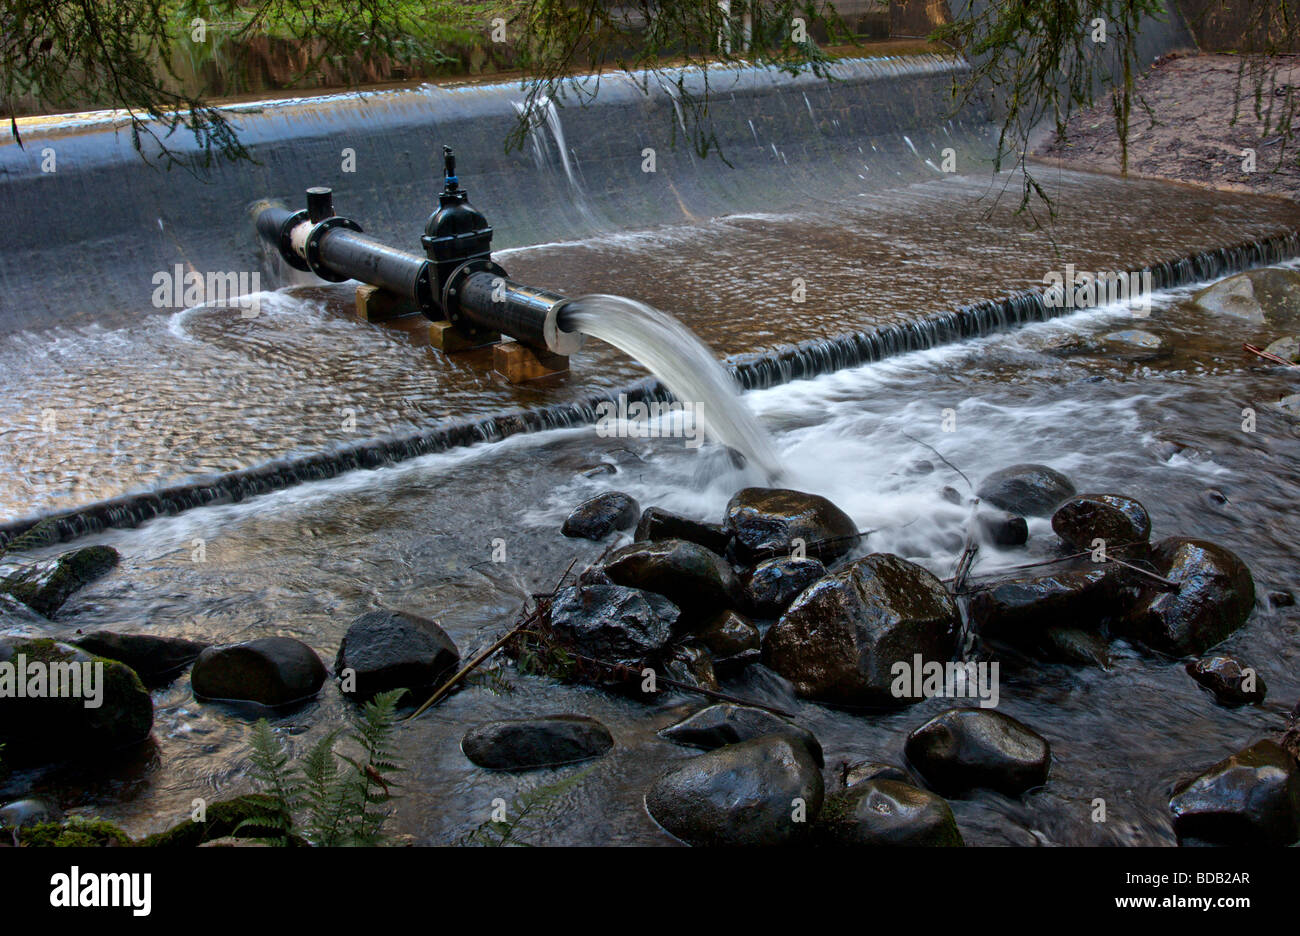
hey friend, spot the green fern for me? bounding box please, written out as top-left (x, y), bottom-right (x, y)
top-left (231, 689), bottom-right (407, 847)
top-left (458, 767), bottom-right (593, 847)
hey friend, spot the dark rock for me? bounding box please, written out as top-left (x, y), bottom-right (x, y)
top-left (191, 636), bottom-right (328, 706)
top-left (547, 584), bottom-right (678, 671)
top-left (603, 539), bottom-right (739, 626)
top-left (724, 488), bottom-right (860, 563)
top-left (1118, 538), bottom-right (1255, 655)
top-left (0, 592), bottom-right (52, 637)
top-left (696, 609), bottom-right (760, 663)
top-left (842, 761), bottom-right (913, 788)
top-left (561, 492), bottom-right (639, 541)
top-left (1051, 493), bottom-right (1151, 551)
top-left (72, 631), bottom-right (208, 688)
top-left (0, 637), bottom-right (153, 764)
top-left (659, 703), bottom-right (823, 767)
top-left (745, 556), bottom-right (827, 618)
top-left (634, 507), bottom-right (731, 554)
top-left (976, 464), bottom-right (1076, 517)
top-left (461, 714), bottom-right (613, 771)
top-left (816, 779), bottom-right (963, 846)
top-left (661, 643), bottom-right (719, 693)
top-left (907, 459), bottom-right (935, 476)
top-left (1170, 740), bottom-right (1300, 846)
top-left (1186, 655), bottom-right (1266, 706)
top-left (1041, 625), bottom-right (1113, 669)
top-left (905, 708), bottom-right (1051, 796)
top-left (1204, 488), bottom-right (1229, 506)
top-left (1269, 590), bottom-right (1295, 608)
top-left (763, 553), bottom-right (961, 707)
top-left (334, 610), bottom-right (459, 702)
top-left (968, 561), bottom-right (1131, 641)
top-left (940, 486), bottom-right (964, 506)
top-left (645, 735), bottom-right (824, 846)
top-left (720, 663), bottom-right (799, 713)
top-left (976, 511), bottom-right (1028, 547)
top-left (1, 545), bottom-right (119, 617)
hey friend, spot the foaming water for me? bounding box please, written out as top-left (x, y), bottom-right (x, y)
top-left (559, 294), bottom-right (784, 481)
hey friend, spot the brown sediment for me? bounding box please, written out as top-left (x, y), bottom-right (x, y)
top-left (1033, 53), bottom-right (1300, 202)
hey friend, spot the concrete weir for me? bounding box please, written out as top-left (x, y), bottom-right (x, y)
top-left (0, 54), bottom-right (980, 330)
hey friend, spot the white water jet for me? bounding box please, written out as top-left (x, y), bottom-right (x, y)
top-left (559, 294), bottom-right (783, 481)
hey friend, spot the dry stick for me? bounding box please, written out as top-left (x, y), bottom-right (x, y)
top-left (1244, 342), bottom-right (1300, 367)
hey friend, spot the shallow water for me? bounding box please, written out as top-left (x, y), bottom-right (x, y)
top-left (1, 169), bottom-right (1297, 519)
top-left (5, 255), bottom-right (1299, 845)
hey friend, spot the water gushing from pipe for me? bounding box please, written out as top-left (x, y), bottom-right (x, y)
top-left (559, 294), bottom-right (783, 481)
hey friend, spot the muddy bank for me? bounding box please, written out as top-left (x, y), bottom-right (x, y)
top-left (1034, 53), bottom-right (1300, 202)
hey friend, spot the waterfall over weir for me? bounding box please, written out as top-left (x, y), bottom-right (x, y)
top-left (559, 295), bottom-right (783, 481)
top-left (2, 227), bottom-right (1298, 549)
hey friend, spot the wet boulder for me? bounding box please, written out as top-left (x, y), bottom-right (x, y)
top-left (547, 584), bottom-right (678, 671)
top-left (1185, 655), bottom-right (1266, 706)
top-left (662, 643), bottom-right (719, 693)
top-left (462, 714), bottom-right (613, 771)
top-left (842, 761), bottom-right (913, 789)
top-left (967, 561), bottom-right (1131, 641)
top-left (1192, 267), bottom-right (1300, 328)
top-left (645, 735), bottom-right (824, 846)
top-left (721, 663), bottom-right (800, 713)
top-left (191, 636), bottom-right (328, 707)
top-left (1170, 740), bottom-right (1300, 846)
top-left (724, 488), bottom-right (859, 564)
top-left (696, 609), bottom-right (760, 665)
top-left (634, 507), bottom-right (730, 555)
top-left (561, 492), bottom-right (639, 541)
top-left (762, 553), bottom-right (961, 707)
top-left (72, 631), bottom-right (209, 688)
top-left (976, 511), bottom-right (1028, 548)
top-left (1264, 335), bottom-right (1300, 363)
top-left (904, 708), bottom-right (1051, 796)
top-left (816, 779), bottom-right (963, 846)
top-left (334, 610), bottom-right (460, 702)
top-left (603, 539), bottom-right (739, 625)
top-left (1, 545), bottom-right (119, 618)
top-left (1051, 493), bottom-right (1151, 551)
top-left (744, 556), bottom-right (827, 618)
top-left (1118, 538), bottom-right (1255, 655)
top-left (1041, 625), bottom-right (1113, 669)
top-left (0, 799), bottom-right (62, 841)
top-left (0, 637), bottom-right (153, 764)
top-left (1099, 329), bottom-right (1173, 361)
top-left (659, 703), bottom-right (823, 767)
top-left (0, 592), bottom-right (52, 638)
top-left (975, 464), bottom-right (1076, 517)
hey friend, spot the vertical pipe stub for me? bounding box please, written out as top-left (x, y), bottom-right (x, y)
top-left (306, 187), bottom-right (335, 223)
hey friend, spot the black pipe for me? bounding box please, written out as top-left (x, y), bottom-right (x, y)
top-left (456, 271), bottom-right (583, 356)
top-left (252, 150), bottom-right (585, 356)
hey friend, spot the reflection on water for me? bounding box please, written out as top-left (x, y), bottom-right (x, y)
top-left (5, 266), bottom-right (1300, 845)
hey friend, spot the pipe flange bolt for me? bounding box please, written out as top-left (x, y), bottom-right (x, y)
top-left (304, 216), bottom-right (363, 283)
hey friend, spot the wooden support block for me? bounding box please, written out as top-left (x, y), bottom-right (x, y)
top-left (377, 313), bottom-right (436, 347)
top-left (428, 320), bottom-right (501, 353)
top-left (493, 340), bottom-right (569, 383)
top-left (355, 284), bottom-right (417, 323)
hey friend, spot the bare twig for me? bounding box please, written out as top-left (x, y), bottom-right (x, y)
top-left (1244, 342), bottom-right (1299, 367)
